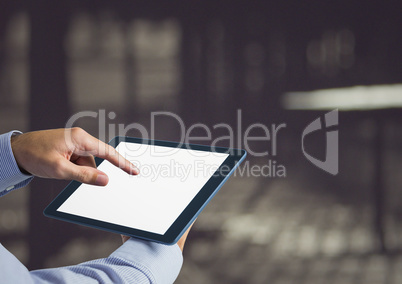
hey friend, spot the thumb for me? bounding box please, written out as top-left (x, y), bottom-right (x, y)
top-left (59, 159), bottom-right (109, 186)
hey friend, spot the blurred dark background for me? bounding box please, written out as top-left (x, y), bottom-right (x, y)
top-left (0, 1), bottom-right (402, 283)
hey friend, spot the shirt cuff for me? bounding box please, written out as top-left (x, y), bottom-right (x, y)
top-left (110, 238), bottom-right (183, 283)
top-left (0, 131), bottom-right (33, 196)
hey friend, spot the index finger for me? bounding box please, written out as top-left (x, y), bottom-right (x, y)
top-left (72, 129), bottom-right (139, 175)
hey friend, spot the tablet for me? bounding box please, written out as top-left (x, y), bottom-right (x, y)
top-left (44, 136), bottom-right (246, 245)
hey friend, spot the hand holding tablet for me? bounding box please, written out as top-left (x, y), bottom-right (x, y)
top-left (45, 136), bottom-right (246, 245)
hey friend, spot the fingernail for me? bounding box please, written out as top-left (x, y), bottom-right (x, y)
top-left (95, 173), bottom-right (109, 185)
top-left (131, 164), bottom-right (139, 175)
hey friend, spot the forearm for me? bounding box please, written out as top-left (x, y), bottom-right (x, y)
top-left (31, 239), bottom-right (183, 284)
top-left (0, 131), bottom-right (33, 196)
top-left (1, 239), bottom-right (183, 284)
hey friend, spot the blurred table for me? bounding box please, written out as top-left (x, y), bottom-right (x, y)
top-left (282, 84), bottom-right (402, 253)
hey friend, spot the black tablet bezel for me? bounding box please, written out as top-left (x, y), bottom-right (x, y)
top-left (44, 136), bottom-right (246, 244)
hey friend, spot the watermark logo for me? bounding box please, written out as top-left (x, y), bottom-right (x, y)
top-left (301, 109), bottom-right (339, 175)
top-left (63, 108), bottom-right (339, 178)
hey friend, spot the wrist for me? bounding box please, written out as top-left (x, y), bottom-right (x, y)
top-left (10, 134), bottom-right (31, 175)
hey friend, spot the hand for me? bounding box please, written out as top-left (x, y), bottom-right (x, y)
top-left (11, 127), bottom-right (139, 186)
top-left (176, 222), bottom-right (193, 252)
top-left (121, 222), bottom-right (194, 252)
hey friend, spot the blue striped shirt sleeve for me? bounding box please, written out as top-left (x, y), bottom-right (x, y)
top-left (1, 238), bottom-right (183, 283)
top-left (0, 131), bottom-right (33, 196)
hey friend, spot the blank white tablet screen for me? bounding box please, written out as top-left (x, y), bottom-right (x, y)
top-left (57, 142), bottom-right (229, 235)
